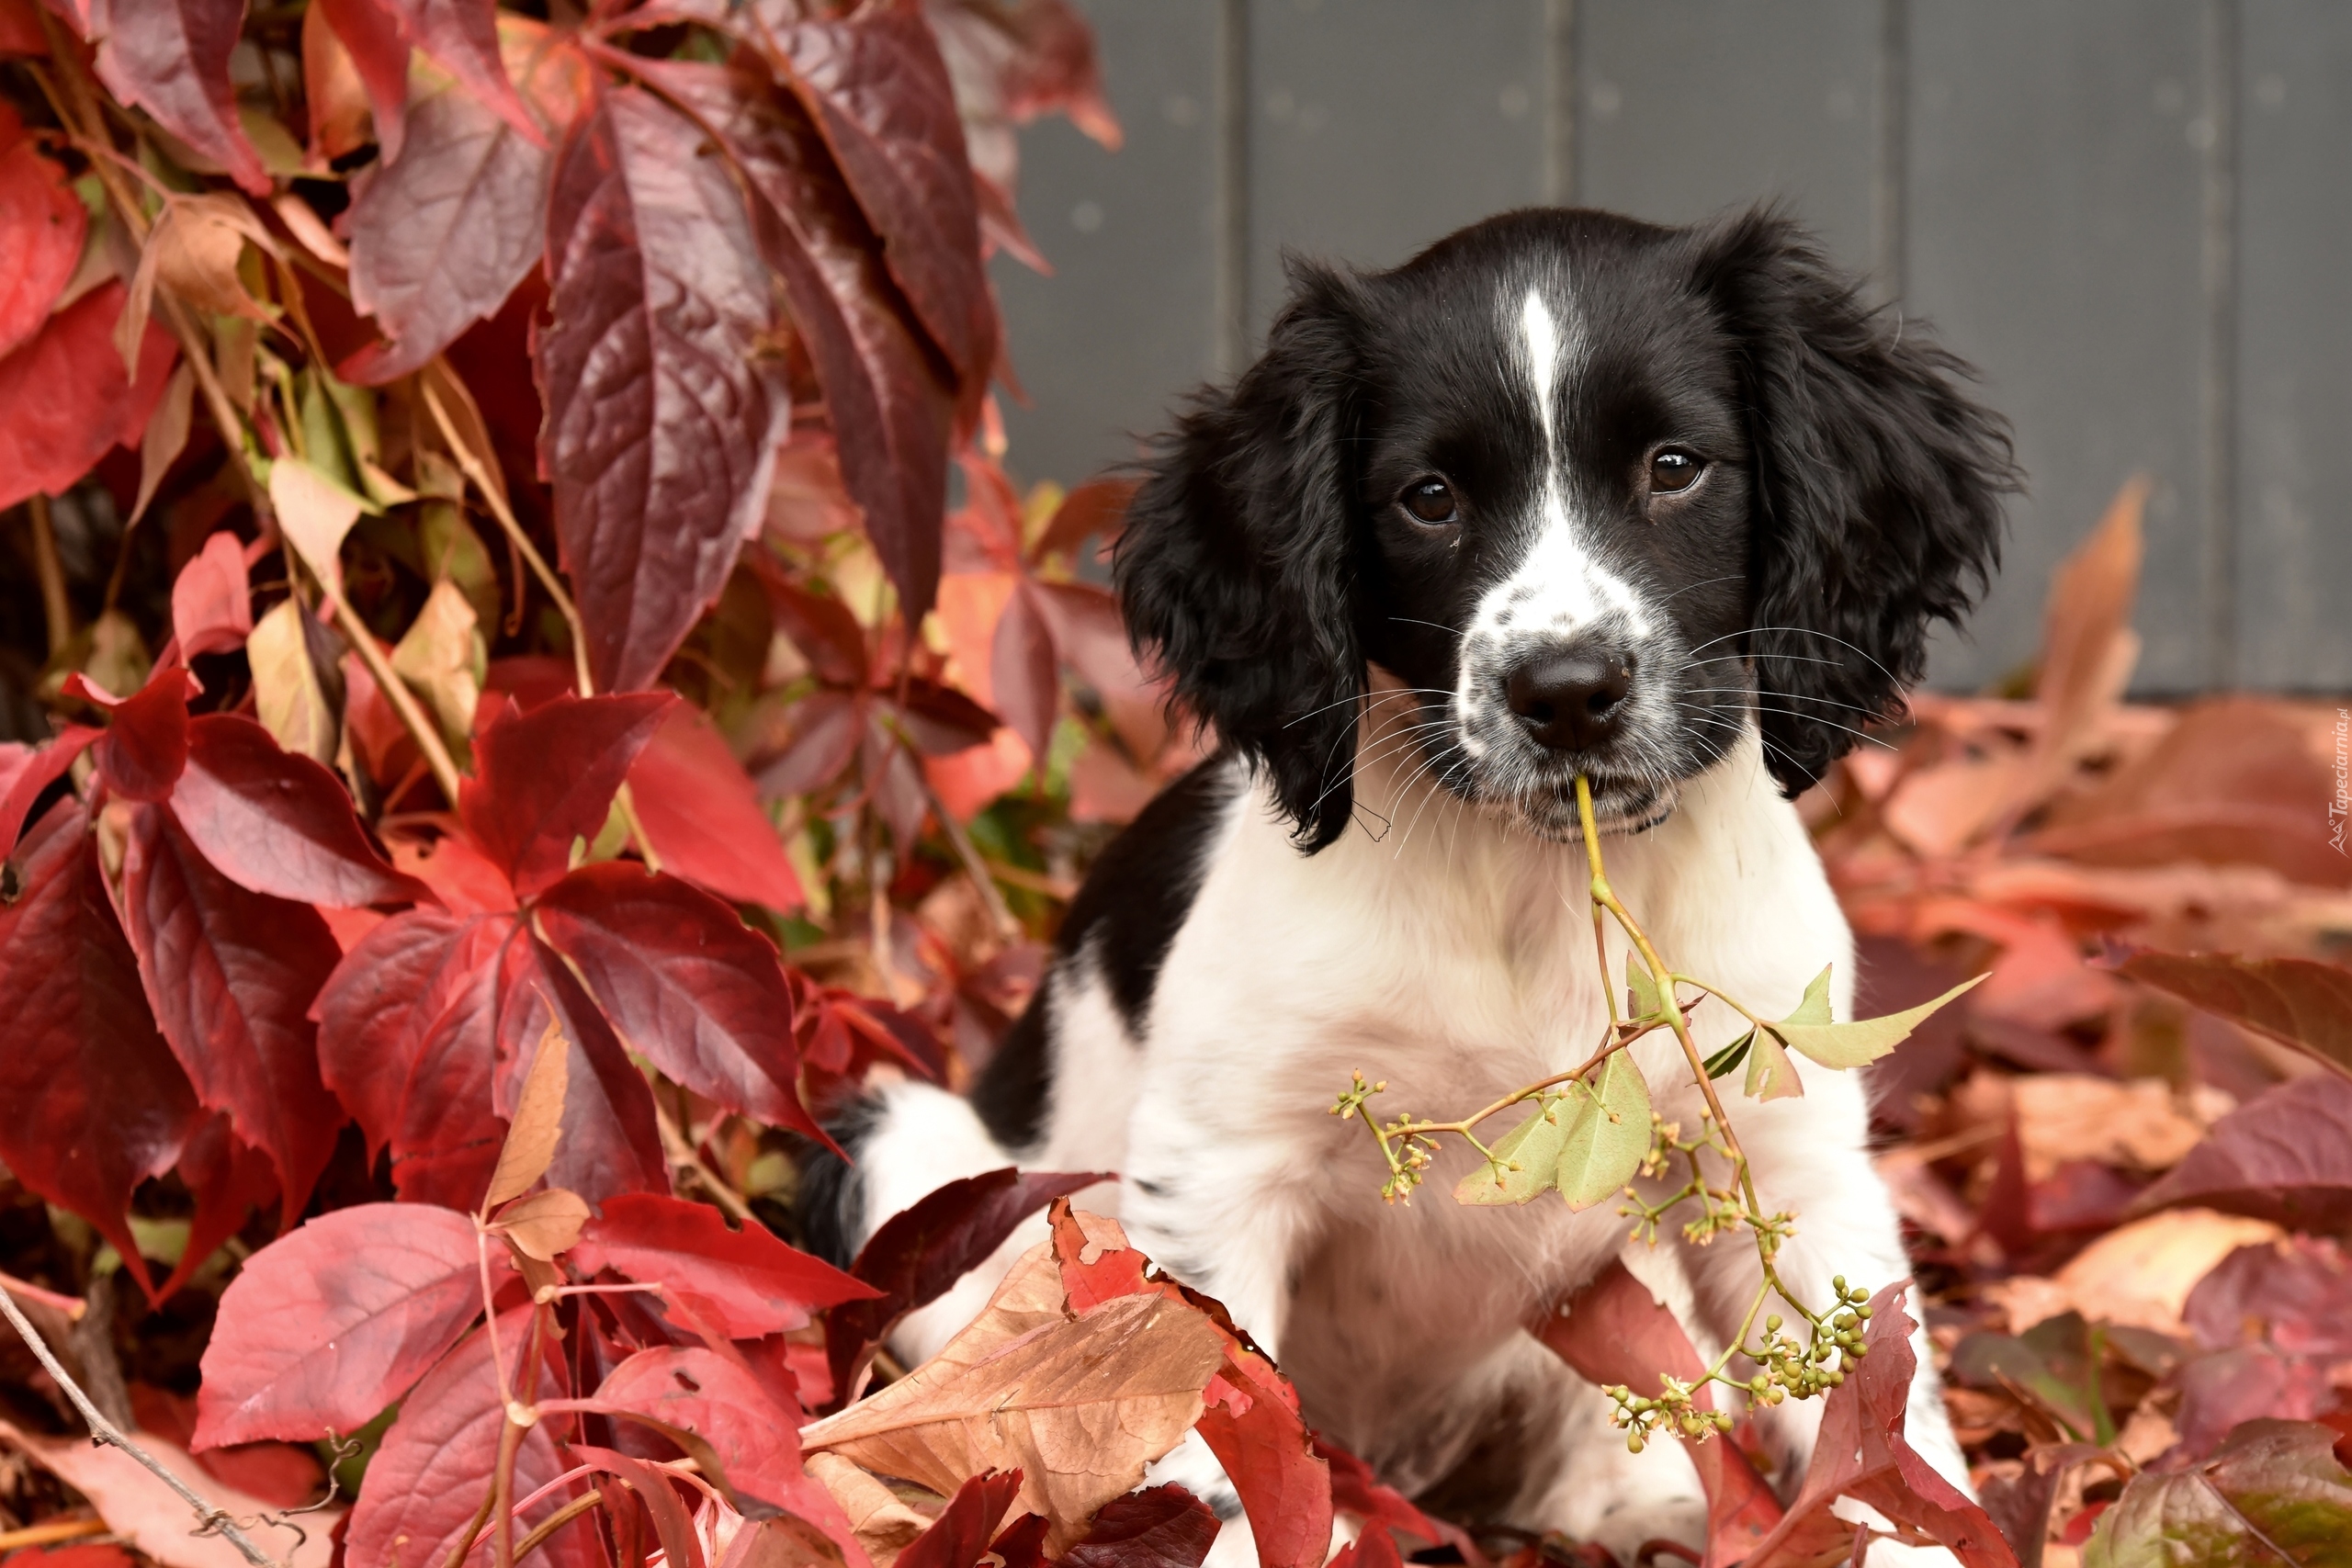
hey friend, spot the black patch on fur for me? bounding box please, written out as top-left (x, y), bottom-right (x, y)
top-left (970, 758), bottom-right (1235, 1150)
top-left (793, 1099), bottom-right (882, 1271)
top-left (1688, 209), bottom-right (2017, 793)
top-left (1118, 269), bottom-right (1372, 852)
top-left (1411, 1383), bottom-right (1544, 1528)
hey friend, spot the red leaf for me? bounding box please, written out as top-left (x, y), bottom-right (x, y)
top-left (539, 82), bottom-right (788, 694)
top-left (1746, 1283), bottom-right (2017, 1568)
top-left (193, 1201), bottom-right (486, 1448)
top-left (567, 1443), bottom-right (706, 1568)
top-left (314, 906), bottom-right (515, 1206)
top-left (1056, 1485), bottom-right (1219, 1568)
top-left (625, 703), bottom-right (804, 911)
top-left (74, 665), bottom-right (195, 802)
top-left (158, 1111), bottom-right (278, 1301)
top-left (761, 7), bottom-right (990, 394)
top-left (340, 41), bottom-right (571, 383)
top-left (0, 1), bottom-right (45, 57)
top-left (824, 1167), bottom-right (1108, 1409)
top-left (896, 1470), bottom-right (1023, 1568)
top-left (0, 280), bottom-right (178, 512)
top-left (760, 576), bottom-right (871, 690)
top-left (589, 1345), bottom-right (859, 1540)
top-left (1030, 475), bottom-right (1136, 565)
top-left (2119, 951), bottom-right (2352, 1078)
top-left (131, 1383), bottom-right (325, 1508)
top-left (2135, 1074), bottom-right (2352, 1233)
top-left (345, 1310), bottom-right (599, 1568)
top-left (119, 803), bottom-right (346, 1216)
top-left (377, 0), bottom-right (540, 145)
top-left (1045, 1203), bottom-right (1330, 1568)
top-left (314, 0), bottom-right (409, 162)
top-left (503, 938), bottom-right (670, 1204)
top-left (533, 863), bottom-right (827, 1143)
top-left (1532, 1262), bottom-right (1783, 1565)
top-left (1313, 1439), bottom-right (1482, 1564)
top-left (571, 1192), bottom-right (877, 1337)
top-left (659, 60), bottom-right (953, 627)
top-left (173, 715), bottom-right (429, 907)
top-left (988, 1512), bottom-right (1048, 1568)
top-left (990, 581), bottom-right (1057, 763)
top-left (2186, 1235), bottom-right (2352, 1357)
top-left (170, 532), bottom-right (253, 658)
top-left (0, 802), bottom-right (196, 1302)
top-left (0, 724), bottom-right (98, 857)
top-left (92, 0), bottom-right (268, 195)
top-left (0, 133), bottom-right (85, 359)
top-left (460, 692), bottom-right (670, 897)
top-left (752, 689), bottom-right (865, 798)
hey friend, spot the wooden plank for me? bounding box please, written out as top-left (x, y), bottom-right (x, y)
top-left (990, 0), bottom-right (1221, 490)
top-left (1247, 0), bottom-right (1544, 332)
top-left (1577, 0), bottom-right (1879, 275)
top-left (1906, 0), bottom-right (2210, 693)
top-left (2234, 0), bottom-right (2352, 690)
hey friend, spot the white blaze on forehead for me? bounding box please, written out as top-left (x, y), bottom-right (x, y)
top-left (1520, 287), bottom-right (1562, 454)
top-left (1462, 280), bottom-right (1652, 658)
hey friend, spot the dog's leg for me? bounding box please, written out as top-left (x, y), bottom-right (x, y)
top-left (1663, 1079), bottom-right (1969, 1500)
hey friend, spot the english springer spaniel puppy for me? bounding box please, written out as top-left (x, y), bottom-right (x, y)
top-left (808, 206), bottom-right (2012, 1562)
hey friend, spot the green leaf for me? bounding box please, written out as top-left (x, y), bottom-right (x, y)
top-left (1742, 1028), bottom-right (1804, 1100)
top-left (1702, 1031), bottom-right (1754, 1080)
top-left (2084, 1419), bottom-right (2352, 1568)
top-left (1627, 961), bottom-right (1664, 1020)
top-left (1765, 972), bottom-right (1986, 1070)
top-left (1454, 1095), bottom-right (1570, 1206)
top-left (1556, 1053), bottom-right (1652, 1212)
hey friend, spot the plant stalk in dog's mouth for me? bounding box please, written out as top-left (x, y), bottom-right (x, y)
top-left (1330, 774), bottom-right (1981, 1449)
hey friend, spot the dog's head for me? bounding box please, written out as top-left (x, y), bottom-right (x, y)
top-left (1116, 207), bottom-right (2016, 850)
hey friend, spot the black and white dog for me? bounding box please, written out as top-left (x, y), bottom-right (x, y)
top-left (811, 207), bottom-right (2012, 1560)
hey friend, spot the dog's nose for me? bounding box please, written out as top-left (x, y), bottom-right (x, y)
top-left (1504, 645), bottom-right (1634, 751)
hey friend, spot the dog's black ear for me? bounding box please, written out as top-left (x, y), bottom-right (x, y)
top-left (1692, 209), bottom-right (2017, 795)
top-left (1115, 260), bottom-right (1367, 852)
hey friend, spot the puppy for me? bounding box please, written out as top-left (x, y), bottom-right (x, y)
top-left (808, 206), bottom-right (2013, 1562)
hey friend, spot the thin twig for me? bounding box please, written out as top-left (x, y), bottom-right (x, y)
top-left (510, 1490), bottom-right (601, 1566)
top-left (419, 379), bottom-right (589, 697)
top-left (0, 1288), bottom-right (281, 1568)
top-left (28, 495), bottom-right (71, 656)
top-left (0, 1518), bottom-right (110, 1551)
top-left (0, 1270), bottom-right (85, 1319)
top-left (653, 1103), bottom-right (757, 1225)
top-left (913, 761), bottom-right (1022, 943)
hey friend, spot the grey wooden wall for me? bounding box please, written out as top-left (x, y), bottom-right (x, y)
top-left (989, 0), bottom-right (2352, 694)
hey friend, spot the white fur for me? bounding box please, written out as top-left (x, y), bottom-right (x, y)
top-left (851, 715), bottom-right (1964, 1561)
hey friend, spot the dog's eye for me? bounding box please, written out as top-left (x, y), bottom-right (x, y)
top-left (1401, 478), bottom-right (1458, 525)
top-left (1649, 449), bottom-right (1702, 494)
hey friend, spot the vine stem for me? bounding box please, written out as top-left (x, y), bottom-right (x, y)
top-left (1574, 775), bottom-right (1763, 1218)
top-left (419, 377), bottom-right (662, 868)
top-left (0, 1287), bottom-right (281, 1568)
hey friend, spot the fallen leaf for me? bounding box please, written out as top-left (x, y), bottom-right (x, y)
top-left (1994, 1209), bottom-right (2284, 1337)
top-left (0, 1419), bottom-right (339, 1568)
top-left (801, 1290), bottom-right (1223, 1551)
top-left (2120, 952), bottom-right (2352, 1080)
top-left (2135, 1074), bottom-right (2352, 1233)
top-left (2083, 1419), bottom-right (2352, 1567)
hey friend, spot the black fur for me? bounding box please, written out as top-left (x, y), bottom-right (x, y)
top-left (794, 1099), bottom-right (881, 1270)
top-left (1116, 265), bottom-right (1372, 852)
top-left (971, 756), bottom-right (1237, 1149)
top-left (1687, 209), bottom-right (2017, 792)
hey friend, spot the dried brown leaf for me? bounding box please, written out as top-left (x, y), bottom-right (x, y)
top-left (801, 1289), bottom-right (1221, 1551)
top-left (482, 1014), bottom-right (570, 1210)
